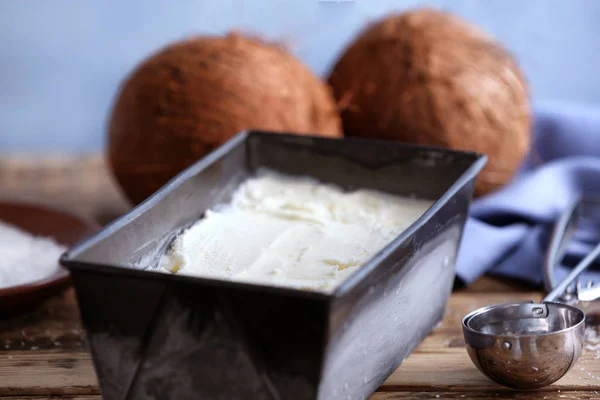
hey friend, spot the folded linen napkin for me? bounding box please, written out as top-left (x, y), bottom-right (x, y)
top-left (456, 101), bottom-right (600, 288)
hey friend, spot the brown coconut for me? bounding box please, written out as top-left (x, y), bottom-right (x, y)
top-left (328, 8), bottom-right (531, 196)
top-left (108, 32), bottom-right (342, 205)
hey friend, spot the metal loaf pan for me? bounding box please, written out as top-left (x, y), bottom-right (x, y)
top-left (61, 131), bottom-right (486, 400)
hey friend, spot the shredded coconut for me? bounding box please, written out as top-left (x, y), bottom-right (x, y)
top-left (585, 325), bottom-right (600, 360)
top-left (0, 220), bottom-right (67, 289)
top-left (578, 324), bottom-right (600, 382)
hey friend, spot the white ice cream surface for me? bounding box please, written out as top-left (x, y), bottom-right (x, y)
top-left (158, 170), bottom-right (433, 292)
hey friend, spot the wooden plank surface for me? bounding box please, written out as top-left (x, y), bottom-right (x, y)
top-left (371, 392), bottom-right (600, 399)
top-left (6, 394), bottom-right (600, 400)
top-left (1, 154), bottom-right (600, 399)
top-left (0, 154), bottom-right (130, 226)
top-left (1, 289), bottom-right (599, 398)
top-left (1, 397), bottom-right (101, 400)
top-left (0, 289), bottom-right (98, 397)
top-left (7, 394), bottom-right (600, 400)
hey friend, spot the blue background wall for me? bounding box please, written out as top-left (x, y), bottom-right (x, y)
top-left (1, 0), bottom-right (598, 152)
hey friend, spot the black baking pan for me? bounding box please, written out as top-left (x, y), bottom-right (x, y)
top-left (60, 131), bottom-right (486, 400)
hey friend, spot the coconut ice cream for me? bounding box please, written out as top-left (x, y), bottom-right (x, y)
top-left (159, 170), bottom-right (433, 292)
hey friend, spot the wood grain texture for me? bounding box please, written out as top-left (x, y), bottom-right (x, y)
top-left (0, 351), bottom-right (98, 396)
top-left (1, 155), bottom-right (600, 400)
top-left (1, 289), bottom-right (599, 398)
top-left (0, 289), bottom-right (98, 396)
top-left (0, 289), bottom-right (84, 352)
top-left (9, 394), bottom-right (600, 400)
top-left (7, 394), bottom-right (600, 400)
top-left (0, 154), bottom-right (130, 226)
top-left (1, 397), bottom-right (101, 400)
top-left (371, 391), bottom-right (600, 399)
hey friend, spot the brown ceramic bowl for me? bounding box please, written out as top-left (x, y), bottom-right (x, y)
top-left (0, 201), bottom-right (99, 309)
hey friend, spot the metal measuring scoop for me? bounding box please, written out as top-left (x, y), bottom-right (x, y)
top-left (462, 196), bottom-right (600, 390)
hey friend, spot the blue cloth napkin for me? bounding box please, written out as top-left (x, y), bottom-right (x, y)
top-left (456, 101), bottom-right (600, 287)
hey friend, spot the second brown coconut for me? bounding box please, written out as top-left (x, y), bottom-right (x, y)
top-left (328, 8), bottom-right (532, 196)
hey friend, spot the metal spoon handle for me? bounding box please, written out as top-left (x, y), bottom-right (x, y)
top-left (543, 196), bottom-right (582, 293)
top-left (544, 240), bottom-right (600, 302)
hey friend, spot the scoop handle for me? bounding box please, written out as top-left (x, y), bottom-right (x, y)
top-left (544, 239), bottom-right (600, 302)
top-left (543, 196), bottom-right (582, 294)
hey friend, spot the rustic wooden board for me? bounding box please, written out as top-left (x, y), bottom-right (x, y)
top-left (7, 394), bottom-right (600, 400)
top-left (0, 351), bottom-right (98, 396)
top-left (0, 154), bottom-right (130, 226)
top-left (8, 393), bottom-right (600, 400)
top-left (371, 392), bottom-right (600, 399)
top-left (2, 398), bottom-right (101, 400)
top-left (1, 155), bottom-right (600, 400)
top-left (1, 289), bottom-right (599, 398)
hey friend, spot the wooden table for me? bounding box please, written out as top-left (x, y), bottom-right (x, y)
top-left (1, 155), bottom-right (599, 400)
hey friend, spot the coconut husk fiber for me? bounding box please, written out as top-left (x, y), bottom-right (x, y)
top-left (328, 8), bottom-right (532, 196)
top-left (108, 32), bottom-right (342, 205)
